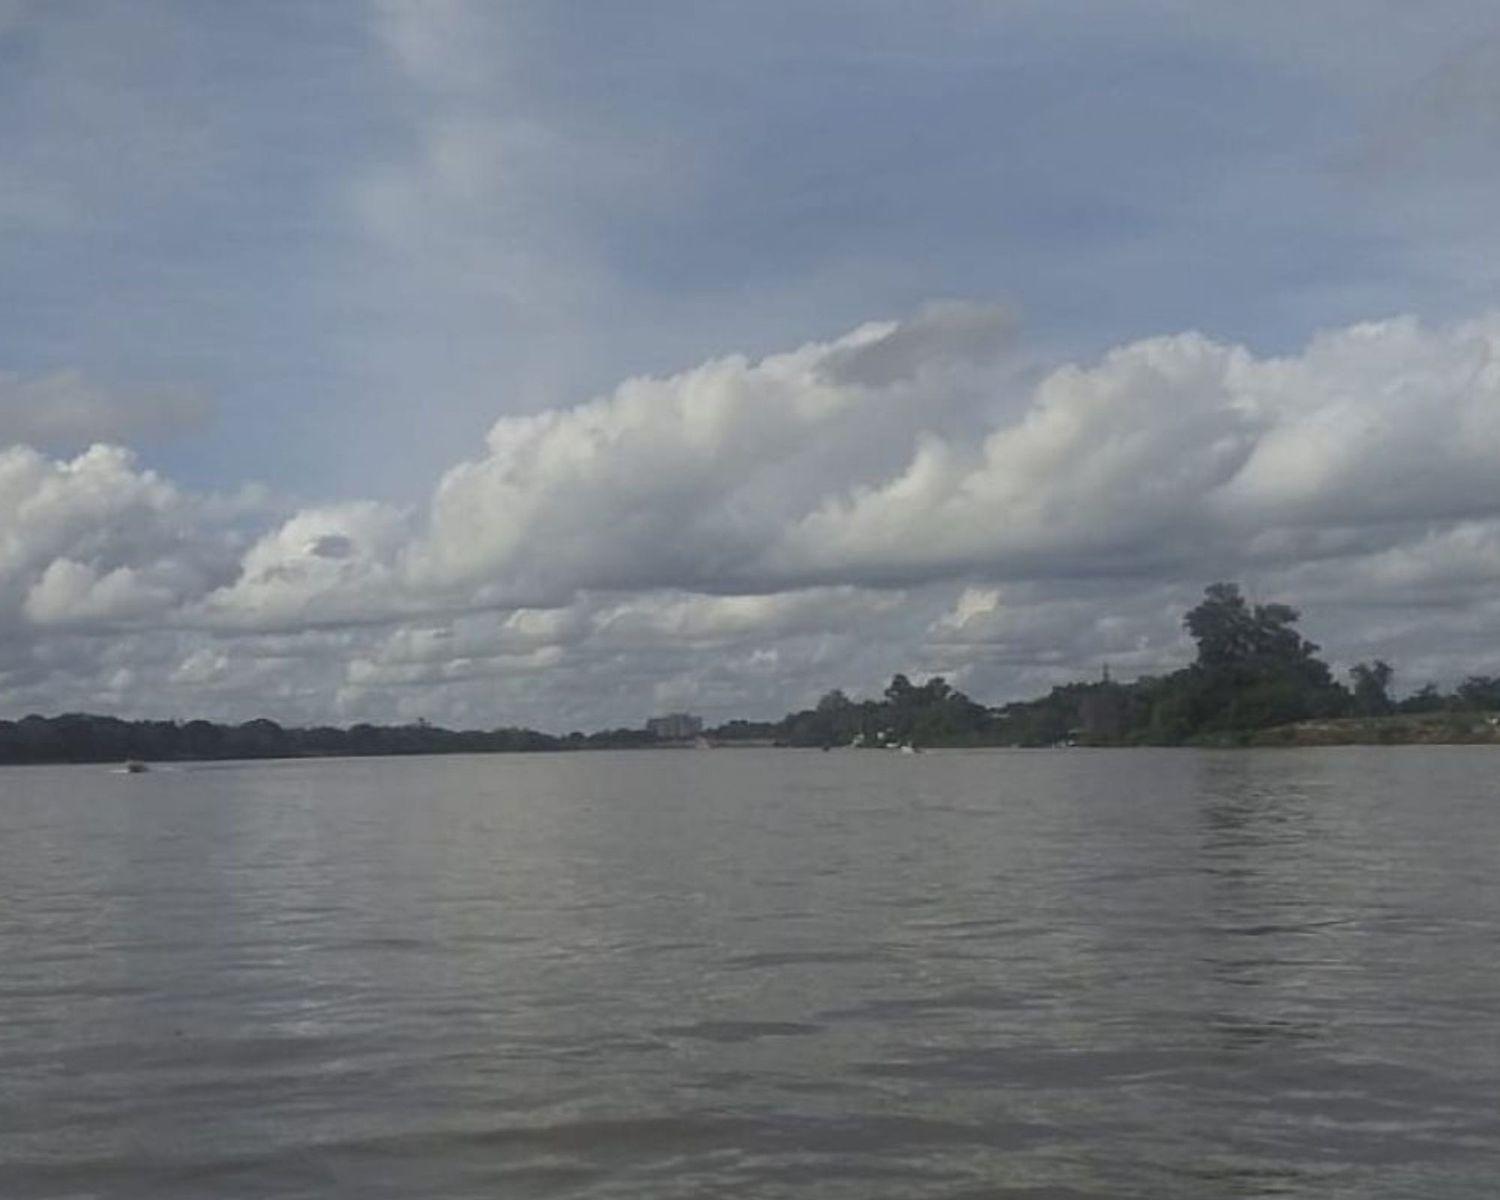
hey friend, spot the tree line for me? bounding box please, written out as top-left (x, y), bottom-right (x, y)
top-left (0, 714), bottom-right (657, 765)
top-left (5, 583), bottom-right (1500, 763)
top-left (750, 582), bottom-right (1500, 747)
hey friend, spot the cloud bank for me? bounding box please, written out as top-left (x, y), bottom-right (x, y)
top-left (5, 306), bottom-right (1500, 728)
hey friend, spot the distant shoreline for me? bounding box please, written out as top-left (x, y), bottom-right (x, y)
top-left (5, 717), bottom-right (1500, 769)
top-left (1235, 712), bottom-right (1500, 748)
top-left (5, 704), bottom-right (1500, 769)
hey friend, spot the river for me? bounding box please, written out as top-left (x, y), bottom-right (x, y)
top-left (2, 747), bottom-right (1497, 1197)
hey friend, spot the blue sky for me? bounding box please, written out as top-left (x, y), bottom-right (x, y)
top-left (6, 0), bottom-right (1497, 497)
top-left (3, 1), bottom-right (1500, 726)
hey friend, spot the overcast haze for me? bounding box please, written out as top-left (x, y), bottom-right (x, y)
top-left (4, 1), bottom-right (1500, 730)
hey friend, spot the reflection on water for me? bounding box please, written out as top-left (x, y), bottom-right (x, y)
top-left (2, 748), bottom-right (1499, 1198)
top-left (1197, 754), bottom-right (1335, 1054)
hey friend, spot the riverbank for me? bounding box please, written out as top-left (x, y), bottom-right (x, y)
top-left (1242, 711), bottom-right (1500, 747)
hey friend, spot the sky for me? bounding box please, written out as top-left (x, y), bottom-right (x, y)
top-left (3, 0), bottom-right (1500, 731)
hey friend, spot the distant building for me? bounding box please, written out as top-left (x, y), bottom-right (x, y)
top-left (646, 712), bottom-right (703, 741)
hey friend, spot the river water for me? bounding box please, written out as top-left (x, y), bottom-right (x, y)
top-left (1, 748), bottom-right (1497, 1198)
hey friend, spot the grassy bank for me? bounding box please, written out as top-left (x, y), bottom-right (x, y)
top-left (1244, 711), bottom-right (1500, 747)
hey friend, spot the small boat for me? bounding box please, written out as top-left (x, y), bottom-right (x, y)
top-left (123, 760), bottom-right (149, 774)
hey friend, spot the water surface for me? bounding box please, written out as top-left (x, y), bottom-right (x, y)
top-left (2, 748), bottom-right (1498, 1197)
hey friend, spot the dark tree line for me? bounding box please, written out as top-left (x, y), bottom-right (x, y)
top-left (0, 713), bottom-right (660, 765)
top-left (762, 673), bottom-right (993, 748)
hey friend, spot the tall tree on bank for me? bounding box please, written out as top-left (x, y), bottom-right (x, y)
top-left (1177, 582), bottom-right (1347, 732)
top-left (1350, 660), bottom-right (1395, 716)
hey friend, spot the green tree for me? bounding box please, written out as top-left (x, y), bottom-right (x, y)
top-left (1456, 675), bottom-right (1500, 711)
top-left (1176, 582), bottom-right (1345, 733)
top-left (1185, 582), bottom-right (1321, 672)
top-left (883, 674), bottom-right (915, 704)
top-left (1349, 660), bottom-right (1394, 716)
top-left (1398, 683), bottom-right (1446, 714)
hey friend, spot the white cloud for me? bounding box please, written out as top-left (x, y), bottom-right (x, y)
top-left (392, 310), bottom-right (1500, 609)
top-left (771, 315), bottom-right (1500, 585)
top-left (0, 444), bottom-right (244, 631)
top-left (196, 501), bottom-right (412, 630)
top-left (7, 307), bottom-right (1500, 725)
top-left (23, 558), bottom-right (184, 626)
top-left (408, 303), bottom-right (1013, 602)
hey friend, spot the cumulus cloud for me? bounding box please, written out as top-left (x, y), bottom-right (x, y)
top-left (195, 501), bottom-right (413, 630)
top-left (0, 443), bottom-right (256, 634)
top-left (408, 302), bottom-right (1017, 602)
top-left (7, 307), bottom-right (1500, 726)
top-left (399, 308), bottom-right (1500, 607)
